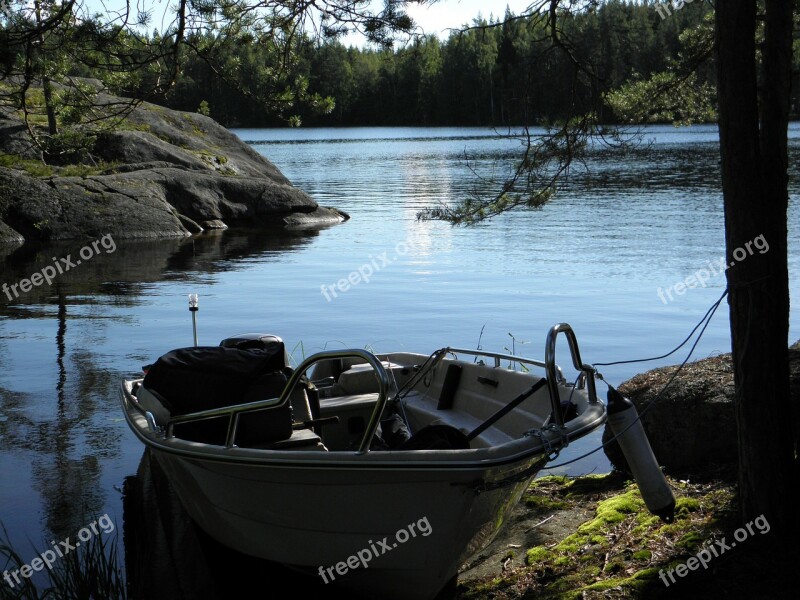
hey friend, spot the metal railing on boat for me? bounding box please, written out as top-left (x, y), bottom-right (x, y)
top-left (442, 348), bottom-right (564, 380)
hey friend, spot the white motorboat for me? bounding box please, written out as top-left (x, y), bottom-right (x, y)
top-left (120, 324), bottom-right (671, 599)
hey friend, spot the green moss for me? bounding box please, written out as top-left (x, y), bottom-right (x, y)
top-left (16, 112), bottom-right (51, 126)
top-left (0, 154), bottom-right (119, 178)
top-left (0, 156), bottom-right (55, 177)
top-left (576, 488), bottom-right (643, 535)
top-left (526, 545), bottom-right (552, 564)
top-left (524, 494), bottom-right (568, 512)
top-left (532, 475), bottom-right (569, 486)
top-left (59, 163), bottom-right (118, 177)
top-left (580, 567), bottom-right (660, 593)
top-left (465, 475), bottom-right (739, 599)
top-left (194, 150), bottom-right (229, 164)
top-left (555, 532), bottom-right (583, 554)
top-left (463, 575), bottom-right (512, 597)
top-left (115, 121), bottom-right (152, 133)
top-left (634, 511), bottom-right (662, 532)
top-left (676, 530), bottom-right (705, 551)
top-left (590, 534), bottom-right (608, 545)
top-left (584, 566), bottom-right (601, 578)
top-left (187, 149), bottom-right (235, 175)
top-left (603, 559), bottom-right (624, 574)
top-left (24, 87), bottom-right (46, 108)
top-left (676, 496), bottom-right (701, 517)
top-left (157, 133), bottom-right (179, 145)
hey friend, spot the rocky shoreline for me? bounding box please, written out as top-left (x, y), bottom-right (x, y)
top-left (0, 83), bottom-right (347, 245)
top-left (602, 341), bottom-right (800, 476)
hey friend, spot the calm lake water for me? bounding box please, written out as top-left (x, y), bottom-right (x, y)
top-left (1, 124), bottom-right (799, 589)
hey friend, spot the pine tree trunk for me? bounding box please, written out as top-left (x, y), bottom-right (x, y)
top-left (42, 77), bottom-right (59, 136)
top-left (33, 0), bottom-right (58, 136)
top-left (715, 0), bottom-right (797, 543)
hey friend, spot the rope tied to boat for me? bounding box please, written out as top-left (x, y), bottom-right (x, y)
top-left (466, 427), bottom-right (569, 495)
top-left (542, 288), bottom-right (728, 470)
top-left (524, 423), bottom-right (569, 462)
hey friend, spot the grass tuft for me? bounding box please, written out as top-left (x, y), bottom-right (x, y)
top-left (0, 521), bottom-right (126, 600)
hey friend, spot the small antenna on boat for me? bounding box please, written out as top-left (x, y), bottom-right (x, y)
top-left (189, 293), bottom-right (199, 346)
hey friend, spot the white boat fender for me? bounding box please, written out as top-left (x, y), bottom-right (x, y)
top-left (606, 386), bottom-right (676, 523)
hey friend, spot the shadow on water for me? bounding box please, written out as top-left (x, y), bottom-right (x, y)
top-left (1, 228), bottom-right (327, 304)
top-left (122, 450), bottom-right (377, 600)
top-left (0, 228), bottom-right (326, 543)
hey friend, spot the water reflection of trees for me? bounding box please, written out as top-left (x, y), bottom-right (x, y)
top-left (0, 229), bottom-right (323, 541)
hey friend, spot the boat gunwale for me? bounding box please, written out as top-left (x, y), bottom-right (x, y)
top-left (120, 379), bottom-right (607, 471)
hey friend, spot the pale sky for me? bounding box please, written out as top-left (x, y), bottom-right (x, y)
top-left (406, 1), bottom-right (535, 37)
top-left (334, 1), bottom-right (535, 47)
top-left (72, 0), bottom-right (537, 45)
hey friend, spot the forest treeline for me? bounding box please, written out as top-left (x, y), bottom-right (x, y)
top-left (146, 1), bottom-right (720, 127)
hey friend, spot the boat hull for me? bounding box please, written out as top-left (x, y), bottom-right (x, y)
top-left (150, 447), bottom-right (544, 599)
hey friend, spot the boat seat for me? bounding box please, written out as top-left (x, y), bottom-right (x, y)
top-left (337, 361), bottom-right (405, 395)
top-left (426, 414), bottom-right (512, 447)
top-left (137, 379), bottom-right (319, 448)
top-left (287, 385), bottom-right (313, 423)
top-left (402, 394), bottom-right (514, 447)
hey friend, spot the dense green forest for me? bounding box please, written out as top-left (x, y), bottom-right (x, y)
top-left (144, 1), bottom-right (720, 127)
top-left (4, 0), bottom-right (798, 133)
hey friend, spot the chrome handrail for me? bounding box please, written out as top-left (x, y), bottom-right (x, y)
top-left (165, 349), bottom-right (389, 453)
top-left (444, 347), bottom-right (566, 383)
top-left (545, 323), bottom-right (598, 428)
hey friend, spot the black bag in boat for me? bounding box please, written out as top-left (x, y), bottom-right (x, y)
top-left (142, 345), bottom-right (292, 446)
